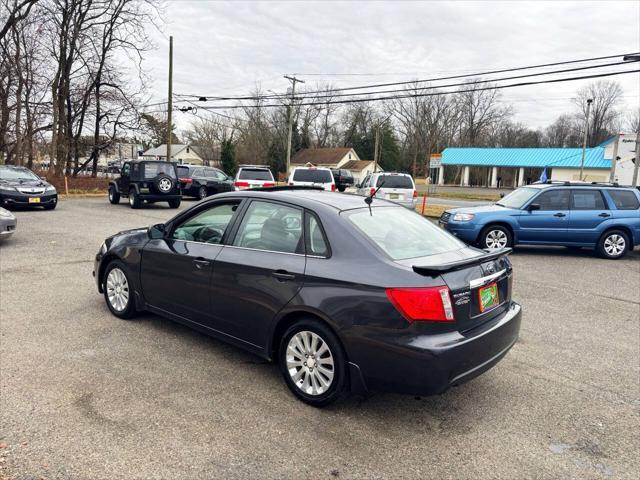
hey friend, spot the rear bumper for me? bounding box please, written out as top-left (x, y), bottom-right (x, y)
top-left (392, 198), bottom-right (418, 209)
top-left (138, 193), bottom-right (181, 201)
top-left (350, 302), bottom-right (522, 395)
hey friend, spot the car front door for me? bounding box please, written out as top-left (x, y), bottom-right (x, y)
top-left (140, 200), bottom-right (242, 326)
top-left (209, 199), bottom-right (306, 348)
top-left (119, 162), bottom-right (131, 193)
top-left (567, 189), bottom-right (611, 245)
top-left (357, 174), bottom-right (371, 196)
top-left (518, 189), bottom-right (570, 243)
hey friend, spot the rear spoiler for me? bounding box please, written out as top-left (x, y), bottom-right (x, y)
top-left (412, 248), bottom-right (512, 276)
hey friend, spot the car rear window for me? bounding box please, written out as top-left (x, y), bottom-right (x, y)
top-left (238, 168), bottom-right (273, 181)
top-left (176, 166), bottom-right (190, 177)
top-left (144, 163), bottom-right (177, 179)
top-left (608, 190), bottom-right (640, 210)
top-left (346, 207), bottom-right (464, 260)
top-left (293, 169), bottom-right (333, 183)
top-left (376, 175), bottom-right (413, 189)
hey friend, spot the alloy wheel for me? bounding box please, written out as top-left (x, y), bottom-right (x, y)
top-left (286, 331), bottom-right (334, 396)
top-left (158, 178), bottom-right (172, 192)
top-left (485, 229), bottom-right (508, 249)
top-left (604, 234), bottom-right (625, 257)
top-left (106, 267), bottom-right (130, 312)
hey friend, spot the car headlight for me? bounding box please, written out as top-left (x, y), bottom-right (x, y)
top-left (45, 185), bottom-right (56, 193)
top-left (453, 213), bottom-right (475, 222)
top-left (0, 185), bottom-right (16, 192)
top-left (0, 208), bottom-right (13, 218)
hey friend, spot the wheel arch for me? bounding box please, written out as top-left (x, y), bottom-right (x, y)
top-left (477, 221), bottom-right (516, 244)
top-left (108, 181), bottom-right (119, 193)
top-left (599, 225), bottom-right (635, 249)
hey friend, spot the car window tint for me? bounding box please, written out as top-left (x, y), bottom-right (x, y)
top-left (121, 163), bottom-right (130, 176)
top-left (534, 190), bottom-right (569, 210)
top-left (144, 163), bottom-right (177, 179)
top-left (306, 214), bottom-right (329, 257)
top-left (238, 168), bottom-right (273, 181)
top-left (193, 168), bottom-right (204, 176)
top-left (292, 169), bottom-right (333, 183)
top-left (176, 166), bottom-right (190, 177)
top-left (171, 203), bottom-right (238, 244)
top-left (234, 201), bottom-right (302, 254)
top-left (571, 190), bottom-right (605, 210)
top-left (608, 190), bottom-right (640, 210)
top-left (376, 175), bottom-right (413, 189)
top-left (347, 207), bottom-right (464, 260)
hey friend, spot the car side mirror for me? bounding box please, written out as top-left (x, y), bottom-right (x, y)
top-left (527, 203), bottom-right (540, 211)
top-left (148, 223), bottom-right (166, 239)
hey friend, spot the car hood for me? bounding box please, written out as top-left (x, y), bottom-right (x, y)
top-left (0, 178), bottom-right (51, 189)
top-left (447, 203), bottom-right (515, 214)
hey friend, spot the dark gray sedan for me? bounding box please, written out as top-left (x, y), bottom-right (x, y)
top-left (94, 187), bottom-right (521, 406)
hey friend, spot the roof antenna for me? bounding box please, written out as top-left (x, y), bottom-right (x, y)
top-left (365, 180), bottom-right (385, 216)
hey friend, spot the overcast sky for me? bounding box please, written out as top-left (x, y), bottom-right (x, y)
top-left (141, 0), bottom-right (640, 132)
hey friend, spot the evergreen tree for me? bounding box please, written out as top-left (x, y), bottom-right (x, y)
top-left (220, 139), bottom-right (237, 176)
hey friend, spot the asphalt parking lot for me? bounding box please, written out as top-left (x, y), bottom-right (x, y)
top-left (1, 197), bottom-right (639, 480)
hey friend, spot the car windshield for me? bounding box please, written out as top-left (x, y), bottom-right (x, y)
top-left (176, 166), bottom-right (190, 177)
top-left (0, 167), bottom-right (39, 182)
top-left (144, 163), bottom-right (177, 179)
top-left (238, 168), bottom-right (273, 181)
top-left (496, 187), bottom-right (539, 208)
top-left (346, 207), bottom-right (464, 260)
top-left (376, 175), bottom-right (413, 188)
top-left (293, 169), bottom-right (333, 183)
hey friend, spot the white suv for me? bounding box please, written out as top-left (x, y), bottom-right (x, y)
top-left (234, 165), bottom-right (276, 190)
top-left (356, 172), bottom-right (417, 209)
top-left (288, 166), bottom-right (336, 191)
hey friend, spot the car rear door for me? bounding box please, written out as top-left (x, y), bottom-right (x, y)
top-left (517, 189), bottom-right (570, 243)
top-left (567, 189), bottom-right (611, 244)
top-left (209, 199), bottom-right (306, 348)
top-left (140, 200), bottom-right (242, 326)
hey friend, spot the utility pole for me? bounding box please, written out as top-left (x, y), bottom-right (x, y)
top-left (284, 75), bottom-right (304, 175)
top-left (632, 132), bottom-right (639, 187)
top-left (608, 134), bottom-right (620, 183)
top-left (166, 35), bottom-right (173, 163)
top-left (373, 126), bottom-right (379, 173)
top-left (579, 98), bottom-right (592, 181)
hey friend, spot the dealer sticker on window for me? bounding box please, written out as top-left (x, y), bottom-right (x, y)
top-left (478, 283), bottom-right (499, 312)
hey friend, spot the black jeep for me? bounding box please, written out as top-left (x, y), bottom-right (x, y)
top-left (108, 160), bottom-right (182, 209)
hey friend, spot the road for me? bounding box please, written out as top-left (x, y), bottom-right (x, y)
top-left (1, 197), bottom-right (639, 479)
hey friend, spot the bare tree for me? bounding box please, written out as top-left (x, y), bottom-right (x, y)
top-left (0, 0), bottom-right (39, 42)
top-left (573, 80), bottom-right (623, 146)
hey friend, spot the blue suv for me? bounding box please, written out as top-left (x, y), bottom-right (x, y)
top-left (439, 182), bottom-right (640, 259)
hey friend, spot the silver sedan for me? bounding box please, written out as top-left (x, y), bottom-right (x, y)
top-left (0, 207), bottom-right (16, 239)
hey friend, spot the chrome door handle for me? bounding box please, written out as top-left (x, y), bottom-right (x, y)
top-left (194, 258), bottom-right (210, 270)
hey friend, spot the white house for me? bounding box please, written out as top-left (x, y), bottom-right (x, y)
top-left (339, 160), bottom-right (381, 184)
top-left (142, 144), bottom-right (205, 165)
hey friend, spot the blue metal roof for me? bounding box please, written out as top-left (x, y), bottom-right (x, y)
top-left (441, 147), bottom-right (610, 169)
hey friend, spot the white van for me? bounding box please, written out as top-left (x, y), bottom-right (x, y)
top-left (356, 172), bottom-right (417, 209)
top-left (288, 166), bottom-right (336, 191)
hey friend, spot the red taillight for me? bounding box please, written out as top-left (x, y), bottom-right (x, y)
top-left (386, 287), bottom-right (455, 322)
top-left (262, 182), bottom-right (275, 187)
top-left (369, 187), bottom-right (376, 196)
top-left (179, 178), bottom-right (192, 185)
top-left (234, 181), bottom-right (249, 188)
top-left (331, 184), bottom-right (336, 192)
top-left (413, 190), bottom-right (418, 198)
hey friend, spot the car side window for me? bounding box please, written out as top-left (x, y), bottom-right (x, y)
top-left (193, 168), bottom-right (204, 176)
top-left (306, 213), bottom-right (329, 257)
top-left (571, 190), bottom-right (606, 210)
top-left (608, 190), bottom-right (640, 210)
top-left (121, 163), bottom-right (130, 177)
top-left (233, 201), bottom-right (303, 254)
top-left (535, 190), bottom-right (570, 210)
top-left (171, 202), bottom-right (238, 244)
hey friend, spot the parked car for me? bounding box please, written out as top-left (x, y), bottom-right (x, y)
top-left (94, 187), bottom-right (521, 406)
top-left (108, 160), bottom-right (181, 209)
top-left (288, 166), bottom-right (336, 191)
top-left (0, 165), bottom-right (58, 210)
top-left (356, 172), bottom-right (418, 209)
top-left (330, 168), bottom-right (354, 192)
top-left (177, 165), bottom-right (235, 200)
top-left (0, 207), bottom-right (17, 239)
top-left (439, 182), bottom-right (640, 259)
top-left (234, 165), bottom-right (275, 190)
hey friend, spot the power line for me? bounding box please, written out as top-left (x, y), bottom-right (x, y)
top-left (187, 68), bottom-right (640, 110)
top-left (178, 51), bottom-right (639, 100)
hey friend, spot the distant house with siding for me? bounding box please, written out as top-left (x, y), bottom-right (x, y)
top-left (141, 144), bottom-right (206, 165)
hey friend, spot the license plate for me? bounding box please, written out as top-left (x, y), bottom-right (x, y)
top-left (478, 282), bottom-right (499, 312)
top-left (388, 193), bottom-right (399, 199)
top-left (28, 197), bottom-right (41, 204)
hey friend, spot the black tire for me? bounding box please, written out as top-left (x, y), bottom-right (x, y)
top-left (152, 175), bottom-right (175, 195)
top-left (108, 186), bottom-right (120, 204)
top-left (278, 318), bottom-right (348, 407)
top-left (597, 229), bottom-right (630, 259)
top-left (168, 197), bottom-right (181, 209)
top-left (129, 188), bottom-right (141, 209)
top-left (338, 185), bottom-right (346, 192)
top-left (102, 260), bottom-right (137, 319)
top-left (479, 224), bottom-right (513, 250)
top-left (198, 186), bottom-right (208, 200)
